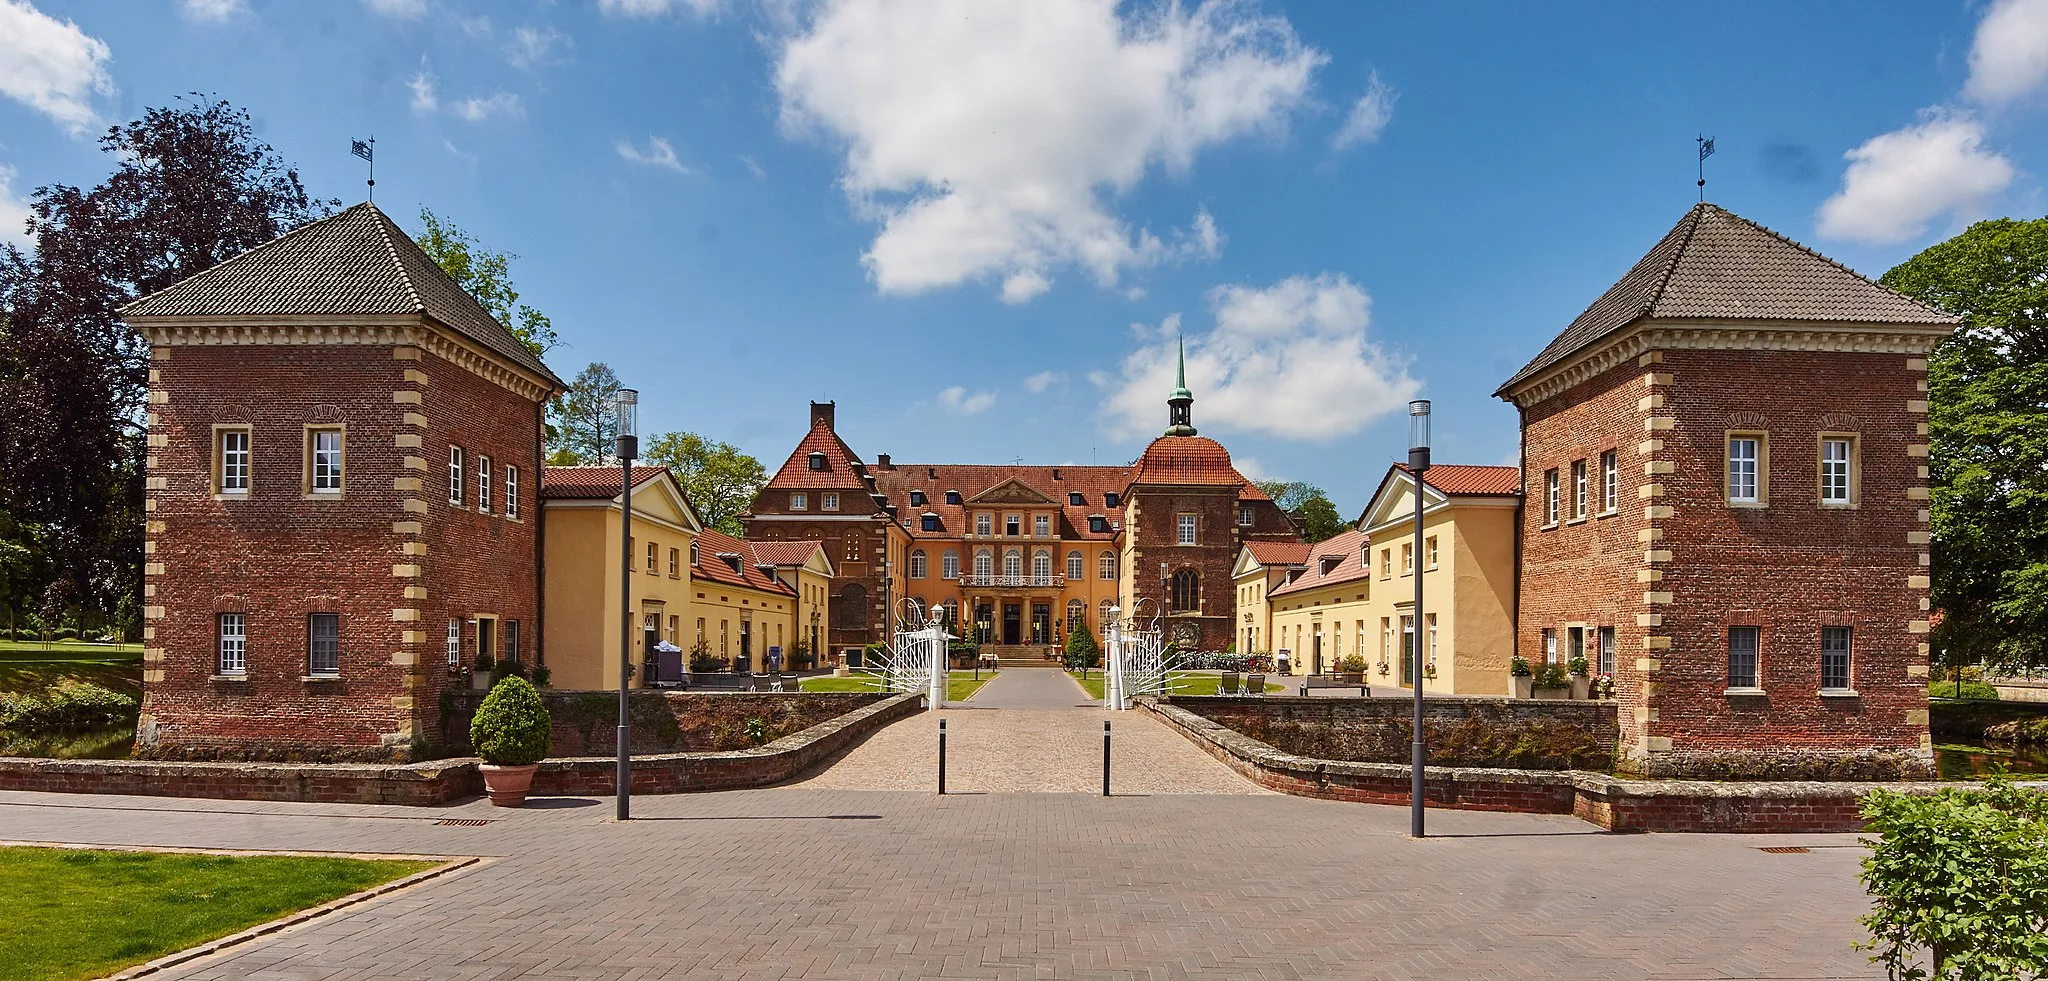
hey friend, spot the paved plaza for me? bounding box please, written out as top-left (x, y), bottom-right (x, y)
top-left (1, 671), bottom-right (1886, 980)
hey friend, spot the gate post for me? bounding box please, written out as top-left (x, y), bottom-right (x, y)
top-left (927, 621), bottom-right (947, 709)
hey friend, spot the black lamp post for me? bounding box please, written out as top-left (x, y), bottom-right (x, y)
top-left (1407, 398), bottom-right (1430, 839)
top-left (614, 387), bottom-right (638, 822)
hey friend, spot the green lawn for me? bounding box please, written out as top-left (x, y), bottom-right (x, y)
top-left (0, 657), bottom-right (142, 698)
top-left (0, 640), bottom-right (144, 658)
top-left (801, 670), bottom-right (996, 701)
top-left (1068, 671), bottom-right (1285, 700)
top-left (0, 846), bottom-right (435, 981)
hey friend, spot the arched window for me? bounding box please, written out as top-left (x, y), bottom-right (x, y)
top-left (943, 599), bottom-right (959, 625)
top-left (908, 549), bottom-right (927, 579)
top-left (1066, 599), bottom-right (1085, 630)
top-left (974, 549), bottom-right (993, 578)
top-left (1066, 550), bottom-right (1083, 580)
top-left (1032, 549), bottom-right (1052, 580)
top-left (941, 549), bottom-right (959, 579)
top-left (1099, 600), bottom-right (1115, 627)
top-left (1099, 551), bottom-right (1117, 581)
top-left (1171, 569), bottom-right (1199, 612)
top-left (1003, 549), bottom-right (1023, 578)
top-left (844, 531), bottom-right (862, 561)
top-left (834, 583), bottom-right (868, 628)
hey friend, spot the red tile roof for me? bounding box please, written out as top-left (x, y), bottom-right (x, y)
top-left (871, 464), bottom-right (1133, 540)
top-left (1410, 464), bottom-right (1522, 497)
top-left (766, 419), bottom-right (884, 495)
top-left (1131, 435), bottom-right (1257, 488)
top-left (1242, 540), bottom-right (1313, 568)
top-left (541, 465), bottom-right (673, 500)
top-left (1268, 528), bottom-right (1373, 598)
top-left (748, 540), bottom-right (826, 568)
top-left (691, 527), bottom-right (796, 596)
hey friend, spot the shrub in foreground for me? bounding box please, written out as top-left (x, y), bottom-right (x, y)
top-left (469, 677), bottom-right (551, 766)
top-left (1858, 777), bottom-right (2048, 979)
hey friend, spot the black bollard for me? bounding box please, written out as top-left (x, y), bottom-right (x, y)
top-left (938, 718), bottom-right (947, 795)
top-left (1102, 720), bottom-right (1111, 797)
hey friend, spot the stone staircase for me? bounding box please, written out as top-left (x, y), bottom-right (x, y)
top-left (977, 644), bottom-right (1064, 668)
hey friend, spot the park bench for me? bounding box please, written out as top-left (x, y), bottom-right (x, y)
top-left (1301, 675), bottom-right (1370, 696)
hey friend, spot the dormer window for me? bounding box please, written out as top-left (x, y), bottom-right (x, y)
top-left (1320, 555), bottom-right (1342, 575)
top-left (1088, 515), bottom-right (1107, 534)
top-left (945, 489), bottom-right (961, 505)
top-left (719, 552), bottom-right (743, 574)
top-left (1105, 492), bottom-right (1119, 508)
top-left (910, 490), bottom-right (927, 506)
top-left (921, 513), bottom-right (939, 532)
top-left (690, 540), bottom-right (701, 564)
top-left (1069, 493), bottom-right (1084, 506)
top-left (807, 452), bottom-right (827, 472)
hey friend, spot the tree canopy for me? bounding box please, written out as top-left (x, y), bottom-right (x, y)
top-left (412, 208), bottom-right (558, 358)
top-left (548, 362), bottom-right (622, 465)
top-left (1881, 216), bottom-right (2048, 672)
top-left (1254, 480), bottom-right (1348, 542)
top-left (643, 431), bottom-right (768, 537)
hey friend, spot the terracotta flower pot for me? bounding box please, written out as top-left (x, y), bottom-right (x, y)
top-left (480, 763), bottom-right (539, 807)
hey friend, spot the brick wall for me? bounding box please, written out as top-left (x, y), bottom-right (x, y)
top-left (1126, 485), bottom-right (1242, 651)
top-left (1174, 695), bottom-right (1617, 770)
top-left (438, 690), bottom-right (886, 756)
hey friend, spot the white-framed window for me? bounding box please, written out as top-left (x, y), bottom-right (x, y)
top-left (941, 550), bottom-right (959, 579)
top-left (1728, 625), bottom-right (1761, 689)
top-left (790, 492), bottom-right (807, 510)
top-left (1380, 548), bottom-right (1391, 578)
top-left (908, 549), bottom-right (927, 579)
top-left (1005, 514), bottom-right (1022, 536)
top-left (975, 513), bottom-right (992, 536)
top-left (448, 446), bottom-right (465, 504)
top-left (1239, 505), bottom-right (1254, 527)
top-left (1425, 535), bottom-right (1438, 569)
top-left (217, 613), bottom-right (246, 675)
top-left (1820, 437), bottom-right (1855, 506)
top-left (1067, 551), bottom-right (1083, 579)
top-left (974, 549), bottom-right (993, 578)
top-left (1003, 549), bottom-right (1023, 578)
top-left (477, 455), bottom-right (492, 512)
top-left (504, 620), bottom-right (521, 665)
top-left (1033, 550), bottom-right (1052, 580)
top-left (1177, 513), bottom-right (1197, 545)
top-left (217, 428), bottom-right (251, 495)
top-left (1598, 626), bottom-right (1615, 676)
top-left (1572, 459), bottom-right (1587, 519)
top-left (446, 617), bottom-right (462, 666)
top-left (307, 613), bottom-right (340, 676)
top-left (1728, 434), bottom-right (1763, 504)
top-left (1822, 626), bottom-right (1852, 691)
top-left (1600, 450), bottom-right (1619, 514)
top-left (822, 493), bottom-right (839, 511)
top-left (1099, 551), bottom-right (1117, 580)
top-left (308, 428), bottom-right (343, 494)
top-left (1400, 542), bottom-right (1413, 575)
top-left (1543, 468), bottom-right (1559, 525)
top-left (1100, 599), bottom-right (1115, 627)
top-left (646, 540), bottom-right (658, 574)
top-left (1034, 514), bottom-right (1051, 537)
top-left (1427, 613), bottom-right (1438, 664)
top-left (669, 547), bottom-right (680, 577)
top-left (1542, 628), bottom-right (1557, 664)
top-left (505, 465), bottom-right (520, 519)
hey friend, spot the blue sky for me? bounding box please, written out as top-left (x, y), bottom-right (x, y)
top-left (5, 0), bottom-right (2047, 518)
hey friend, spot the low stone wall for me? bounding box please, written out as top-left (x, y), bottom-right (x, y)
top-left (1142, 700), bottom-right (2041, 833)
top-left (0, 693), bottom-right (919, 805)
top-left (438, 690), bottom-right (888, 757)
top-left (1992, 681), bottom-right (2048, 704)
top-left (1169, 694), bottom-right (1617, 771)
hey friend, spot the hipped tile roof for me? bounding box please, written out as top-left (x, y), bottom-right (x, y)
top-left (1242, 541), bottom-right (1313, 568)
top-left (121, 202), bottom-right (563, 387)
top-left (1269, 528), bottom-right (1372, 598)
top-left (541, 466), bottom-right (672, 500)
top-left (872, 464), bottom-right (1133, 541)
top-left (692, 527), bottom-right (796, 596)
top-left (1497, 202), bottom-right (1958, 395)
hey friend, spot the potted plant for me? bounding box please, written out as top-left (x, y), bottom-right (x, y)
top-left (1336, 654), bottom-right (1367, 684)
top-left (469, 676), bottom-right (551, 807)
top-left (1377, 660), bottom-right (1391, 679)
top-left (1567, 655), bottom-right (1591, 700)
top-left (1593, 673), bottom-right (1614, 699)
top-left (471, 651), bottom-right (495, 690)
top-left (1532, 664), bottom-right (1570, 700)
top-left (1510, 656), bottom-right (1533, 698)
top-left (1423, 662), bottom-right (1438, 681)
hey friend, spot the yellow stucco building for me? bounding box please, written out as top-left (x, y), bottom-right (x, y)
top-left (1230, 541), bottom-right (1310, 656)
top-left (1268, 464), bottom-right (1521, 693)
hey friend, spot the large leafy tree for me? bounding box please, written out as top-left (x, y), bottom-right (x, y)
top-left (1254, 480), bottom-right (1348, 542)
top-left (642, 431), bottom-right (767, 537)
top-left (549, 362), bottom-right (621, 464)
top-left (0, 96), bottom-right (331, 637)
top-left (413, 208), bottom-right (558, 358)
top-left (1881, 216), bottom-right (2048, 673)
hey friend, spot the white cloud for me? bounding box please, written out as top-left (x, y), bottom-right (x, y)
top-left (600, 0), bottom-right (719, 16)
top-left (506, 26), bottom-right (569, 70)
top-left (1101, 273), bottom-right (1421, 441)
top-left (774, 0), bottom-right (1323, 301)
top-left (0, 164), bottom-right (33, 251)
top-left (1022, 370), bottom-right (1064, 393)
top-left (737, 154), bottom-right (766, 180)
top-left (937, 386), bottom-right (996, 414)
top-left (616, 136), bottom-right (695, 175)
top-left (442, 140), bottom-right (478, 166)
top-left (1332, 70), bottom-right (1395, 150)
top-left (407, 62), bottom-right (438, 113)
top-left (180, 0), bottom-right (246, 22)
top-left (453, 92), bottom-right (523, 122)
top-left (1815, 113), bottom-right (2013, 244)
top-left (1232, 456), bottom-right (1267, 481)
top-left (0, 0), bottom-right (113, 134)
top-left (365, 0), bottom-right (426, 19)
top-left (1965, 0), bottom-right (2048, 104)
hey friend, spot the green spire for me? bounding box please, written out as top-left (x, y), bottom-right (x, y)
top-left (1169, 336), bottom-right (1193, 401)
top-left (1164, 336), bottom-right (1197, 436)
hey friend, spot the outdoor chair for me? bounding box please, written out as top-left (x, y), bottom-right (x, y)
top-left (1219, 670), bottom-right (1241, 697)
top-left (1245, 673), bottom-right (1266, 696)
top-left (773, 673), bottom-right (789, 692)
top-left (750, 673), bottom-right (771, 692)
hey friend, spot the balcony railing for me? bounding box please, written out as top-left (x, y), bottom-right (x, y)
top-left (960, 574), bottom-right (1065, 589)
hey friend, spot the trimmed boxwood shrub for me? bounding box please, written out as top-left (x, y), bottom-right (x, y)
top-left (469, 676), bottom-right (551, 766)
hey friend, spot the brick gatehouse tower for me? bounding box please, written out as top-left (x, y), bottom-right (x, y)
top-left (123, 203), bottom-right (563, 760)
top-left (1496, 202), bottom-right (1958, 778)
top-left (744, 346), bottom-right (1296, 657)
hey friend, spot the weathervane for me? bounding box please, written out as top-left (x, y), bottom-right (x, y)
top-left (1696, 135), bottom-right (1715, 203)
top-left (352, 137), bottom-right (375, 201)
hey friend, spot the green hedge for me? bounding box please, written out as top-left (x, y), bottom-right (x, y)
top-left (0, 681), bottom-right (137, 733)
top-left (1929, 680), bottom-right (2002, 701)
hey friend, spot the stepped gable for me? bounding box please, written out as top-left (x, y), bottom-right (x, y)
top-left (121, 201), bottom-right (562, 387)
top-left (1496, 202), bottom-right (1958, 396)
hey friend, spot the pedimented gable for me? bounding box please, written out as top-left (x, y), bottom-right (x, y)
top-left (1358, 466), bottom-right (1448, 534)
top-left (967, 476), bottom-right (1056, 506)
top-left (629, 473), bottom-right (705, 534)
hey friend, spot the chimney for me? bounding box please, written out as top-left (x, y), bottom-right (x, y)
top-left (876, 453), bottom-right (892, 469)
top-left (1052, 467), bottom-right (1062, 480)
top-left (809, 401), bottom-right (836, 431)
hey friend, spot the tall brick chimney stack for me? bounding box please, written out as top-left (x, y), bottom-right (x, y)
top-left (809, 401), bottom-right (835, 431)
